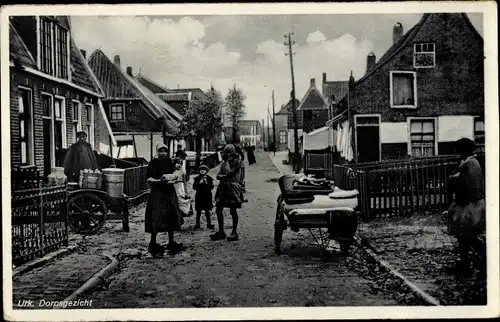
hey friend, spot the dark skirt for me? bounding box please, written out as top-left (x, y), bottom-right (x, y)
top-left (145, 184), bottom-right (183, 233)
top-left (247, 151), bottom-right (256, 165)
top-left (195, 192), bottom-right (213, 211)
top-left (215, 181), bottom-right (245, 209)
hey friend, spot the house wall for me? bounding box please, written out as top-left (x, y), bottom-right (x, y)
top-left (288, 106), bottom-right (303, 131)
top-left (275, 113), bottom-right (288, 150)
top-left (10, 69), bottom-right (102, 176)
top-left (104, 100), bottom-right (162, 133)
top-left (302, 109), bottom-right (329, 133)
top-left (350, 14), bottom-right (484, 160)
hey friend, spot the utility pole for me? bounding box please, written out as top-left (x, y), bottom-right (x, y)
top-left (267, 107), bottom-right (271, 151)
top-left (272, 90), bottom-right (276, 156)
top-left (285, 32), bottom-right (300, 173)
top-left (262, 118), bottom-right (265, 149)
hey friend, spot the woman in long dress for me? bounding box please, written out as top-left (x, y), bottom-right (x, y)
top-left (145, 144), bottom-right (184, 256)
top-left (446, 138), bottom-right (485, 273)
top-left (245, 143), bottom-right (256, 165)
top-left (211, 144), bottom-right (246, 241)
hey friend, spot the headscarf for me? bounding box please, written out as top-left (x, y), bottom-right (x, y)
top-left (223, 144), bottom-right (236, 155)
top-left (199, 165), bottom-right (209, 172)
top-left (156, 143), bottom-right (168, 152)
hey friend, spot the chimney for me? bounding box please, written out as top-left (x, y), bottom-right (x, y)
top-left (113, 55), bottom-right (121, 68)
top-left (322, 73), bottom-right (327, 83)
top-left (366, 52), bottom-right (376, 73)
top-left (393, 22), bottom-right (403, 44)
top-left (80, 49), bottom-right (86, 58)
top-left (310, 78), bottom-right (316, 87)
top-left (126, 66), bottom-right (133, 76)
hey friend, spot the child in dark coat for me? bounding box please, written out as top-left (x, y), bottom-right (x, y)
top-left (193, 165), bottom-right (215, 229)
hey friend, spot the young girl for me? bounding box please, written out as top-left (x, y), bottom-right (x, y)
top-left (211, 144), bottom-right (246, 242)
top-left (192, 165), bottom-right (215, 229)
top-left (173, 159), bottom-right (193, 218)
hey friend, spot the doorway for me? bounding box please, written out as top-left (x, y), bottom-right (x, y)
top-left (355, 115), bottom-right (380, 163)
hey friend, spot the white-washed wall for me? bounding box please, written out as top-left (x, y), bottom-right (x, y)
top-left (438, 116), bottom-right (474, 142)
top-left (380, 122), bottom-right (407, 143)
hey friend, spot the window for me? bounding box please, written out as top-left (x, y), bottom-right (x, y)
top-left (54, 98), bottom-right (65, 166)
top-left (38, 17), bottom-right (69, 79)
top-left (85, 104), bottom-right (91, 122)
top-left (410, 119), bottom-right (435, 157)
top-left (280, 131), bottom-right (286, 144)
top-left (414, 43), bottom-right (436, 68)
top-left (85, 104), bottom-right (95, 148)
top-left (72, 101), bottom-right (81, 143)
top-left (110, 104), bottom-right (125, 121)
top-left (474, 117), bottom-right (485, 152)
top-left (39, 17), bottom-right (53, 75)
top-left (18, 88), bottom-right (34, 165)
top-left (390, 72), bottom-right (417, 108)
top-left (54, 23), bottom-right (68, 79)
top-left (42, 94), bottom-right (51, 117)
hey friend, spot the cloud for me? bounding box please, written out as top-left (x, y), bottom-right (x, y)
top-left (70, 16), bottom-right (376, 122)
top-left (306, 31), bottom-right (326, 43)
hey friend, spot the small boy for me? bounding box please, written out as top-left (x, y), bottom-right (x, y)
top-left (192, 165), bottom-right (215, 229)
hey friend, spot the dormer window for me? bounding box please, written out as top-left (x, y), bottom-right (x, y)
top-left (413, 43), bottom-right (436, 68)
top-left (38, 16), bottom-right (70, 79)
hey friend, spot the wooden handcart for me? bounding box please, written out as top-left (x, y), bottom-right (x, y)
top-left (274, 175), bottom-right (360, 257)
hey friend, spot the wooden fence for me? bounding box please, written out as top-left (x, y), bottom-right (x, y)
top-left (329, 153), bottom-right (485, 220)
top-left (123, 165), bottom-right (149, 207)
top-left (11, 184), bottom-right (68, 267)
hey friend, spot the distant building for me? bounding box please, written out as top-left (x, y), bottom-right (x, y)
top-left (237, 120), bottom-right (263, 147)
top-left (297, 78), bottom-right (330, 134)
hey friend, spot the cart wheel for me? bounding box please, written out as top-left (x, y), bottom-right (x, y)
top-left (274, 200), bottom-right (284, 254)
top-left (68, 192), bottom-right (108, 235)
top-left (339, 240), bottom-right (351, 256)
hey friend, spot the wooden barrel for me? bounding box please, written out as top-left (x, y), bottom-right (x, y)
top-left (103, 168), bottom-right (125, 198)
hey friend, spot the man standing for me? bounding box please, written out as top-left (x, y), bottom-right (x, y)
top-left (63, 131), bottom-right (98, 182)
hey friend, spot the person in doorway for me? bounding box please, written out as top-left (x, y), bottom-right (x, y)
top-left (211, 144), bottom-right (246, 242)
top-left (63, 131), bottom-right (98, 182)
top-left (145, 144), bottom-right (184, 256)
top-left (192, 165), bottom-right (215, 230)
top-left (245, 143), bottom-right (257, 165)
top-left (446, 138), bottom-right (485, 274)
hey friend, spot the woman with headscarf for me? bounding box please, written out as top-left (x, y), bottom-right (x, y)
top-left (144, 144), bottom-right (184, 256)
top-left (211, 144), bottom-right (246, 241)
top-left (446, 137), bottom-right (485, 273)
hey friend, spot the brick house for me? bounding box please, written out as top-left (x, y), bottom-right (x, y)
top-left (9, 16), bottom-right (115, 177)
top-left (87, 50), bottom-right (182, 161)
top-left (297, 78), bottom-right (330, 134)
top-left (331, 13), bottom-right (484, 163)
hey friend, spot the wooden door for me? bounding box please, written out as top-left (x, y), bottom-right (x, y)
top-left (355, 116), bottom-right (380, 163)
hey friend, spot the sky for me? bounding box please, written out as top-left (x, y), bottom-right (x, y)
top-left (71, 13), bottom-right (483, 122)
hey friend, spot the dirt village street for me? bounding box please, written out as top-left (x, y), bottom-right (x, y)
top-left (12, 152), bottom-right (487, 308)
